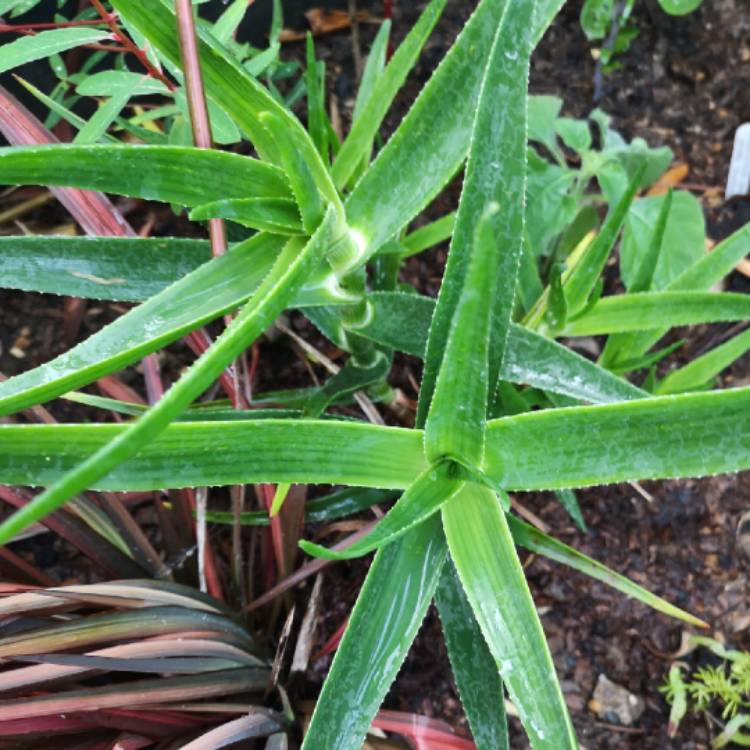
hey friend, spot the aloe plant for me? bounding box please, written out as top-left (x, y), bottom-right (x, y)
top-left (0, 0), bottom-right (747, 748)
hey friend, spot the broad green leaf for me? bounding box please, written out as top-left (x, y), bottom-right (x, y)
top-left (436, 562), bottom-right (509, 750)
top-left (579, 0), bottom-right (613, 39)
top-left (507, 515), bottom-right (706, 627)
top-left (299, 461), bottom-right (463, 560)
top-left (356, 292), bottom-right (647, 403)
top-left (0, 236), bottom-right (210, 302)
top-left (0, 212), bottom-right (337, 543)
top-left (0, 145), bottom-right (291, 207)
top-left (301, 516), bottom-right (447, 750)
top-left (483, 386), bottom-right (750, 490)
top-left (561, 166), bottom-right (642, 317)
top-left (659, 0), bottom-right (702, 15)
top-left (527, 94), bottom-right (563, 155)
top-left (525, 154), bottom-right (577, 259)
top-left (425, 205), bottom-right (501, 466)
top-left (0, 420), bottom-right (424, 492)
top-left (555, 117), bottom-right (592, 153)
top-left (443, 485), bottom-right (576, 749)
top-left (420, 0), bottom-right (535, 428)
top-left (190, 198), bottom-right (303, 235)
top-left (332, 0), bottom-right (447, 189)
top-left (0, 28), bottom-right (109, 74)
top-left (656, 327), bottom-right (750, 395)
top-left (563, 291), bottom-right (750, 336)
top-left (621, 191), bottom-right (705, 291)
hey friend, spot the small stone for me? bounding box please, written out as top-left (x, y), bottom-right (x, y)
top-left (590, 674), bottom-right (645, 726)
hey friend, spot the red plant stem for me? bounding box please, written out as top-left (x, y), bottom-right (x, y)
top-left (175, 0), bottom-right (227, 258)
top-left (383, 0), bottom-right (393, 19)
top-left (89, 0), bottom-right (175, 91)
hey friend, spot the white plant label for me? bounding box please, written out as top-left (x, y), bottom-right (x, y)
top-left (727, 123), bottom-right (750, 199)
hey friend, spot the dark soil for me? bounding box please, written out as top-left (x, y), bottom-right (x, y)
top-left (1, 1), bottom-right (750, 749)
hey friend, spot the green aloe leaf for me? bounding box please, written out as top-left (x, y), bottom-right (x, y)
top-left (563, 291), bottom-right (750, 336)
top-left (507, 515), bottom-right (706, 627)
top-left (0, 235), bottom-right (210, 302)
top-left (421, 0), bottom-right (535, 429)
top-left (345, 19), bottom-right (389, 184)
top-left (332, 0), bottom-right (447, 189)
top-left (602, 223), bottom-right (750, 368)
top-left (355, 292), bottom-right (646, 403)
top-left (346, 0), bottom-right (565, 259)
top-left (483, 386), bottom-right (750, 490)
top-left (0, 28), bottom-right (110, 74)
top-left (301, 516), bottom-right (447, 750)
top-left (0, 145), bottom-right (291, 206)
top-left (344, 0), bottom-right (505, 258)
top-left (0, 235), bottom-right (281, 416)
top-left (0, 420), bottom-right (424, 492)
top-left (0, 235), bottom-right (354, 416)
top-left (443, 485), bottom-right (576, 749)
top-left (0, 211), bottom-right (336, 544)
top-left (305, 34), bottom-right (328, 161)
top-left (111, 0), bottom-right (337, 204)
top-left (190, 198), bottom-right (303, 235)
top-left (259, 110), bottom-right (337, 234)
top-left (299, 460), bottom-right (463, 560)
top-left (425, 205), bottom-right (501, 465)
top-left (656, 327), bottom-right (750, 395)
top-left (501, 326), bottom-right (646, 403)
top-left (3, 387), bottom-right (750, 493)
top-left (436, 563), bottom-right (509, 750)
top-left (304, 4), bottom-right (566, 748)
